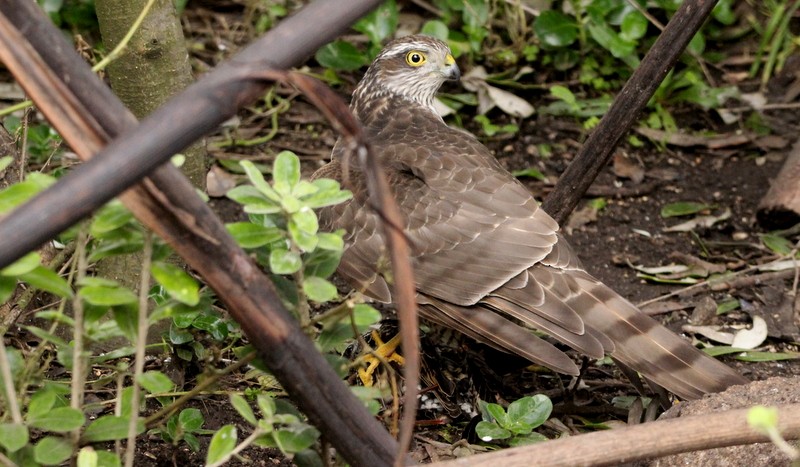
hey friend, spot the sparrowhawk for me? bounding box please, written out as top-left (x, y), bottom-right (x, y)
top-left (313, 35), bottom-right (746, 399)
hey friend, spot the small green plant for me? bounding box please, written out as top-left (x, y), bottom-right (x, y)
top-left (475, 395), bottom-right (552, 447)
top-left (747, 405), bottom-right (800, 462)
top-left (149, 408), bottom-right (213, 452)
top-left (207, 393), bottom-right (321, 466)
top-left (314, 0), bottom-right (398, 71)
top-left (473, 114), bottom-right (518, 137)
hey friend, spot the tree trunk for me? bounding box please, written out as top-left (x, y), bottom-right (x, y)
top-left (94, 0), bottom-right (206, 350)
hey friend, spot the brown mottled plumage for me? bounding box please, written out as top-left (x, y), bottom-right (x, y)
top-left (313, 35), bottom-right (747, 399)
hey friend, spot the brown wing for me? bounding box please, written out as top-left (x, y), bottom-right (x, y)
top-left (320, 108), bottom-right (563, 307)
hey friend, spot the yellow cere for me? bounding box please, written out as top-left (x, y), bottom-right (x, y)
top-left (445, 53), bottom-right (455, 66)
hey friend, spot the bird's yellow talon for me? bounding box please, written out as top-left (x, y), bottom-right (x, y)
top-left (358, 331), bottom-right (405, 386)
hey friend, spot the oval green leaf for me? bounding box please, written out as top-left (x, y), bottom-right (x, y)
top-left (533, 11), bottom-right (578, 48)
top-left (34, 436), bottom-right (72, 465)
top-left (660, 201), bottom-right (714, 218)
top-left (28, 406), bottom-right (85, 432)
top-left (206, 425), bottom-right (237, 465)
top-left (315, 40), bottom-right (369, 71)
top-left (151, 262), bottom-right (199, 306)
top-left (80, 285), bottom-right (137, 306)
top-left (83, 415), bottom-right (143, 442)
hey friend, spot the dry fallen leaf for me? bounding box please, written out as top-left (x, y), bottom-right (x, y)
top-left (613, 151), bottom-right (645, 184)
top-left (206, 165), bottom-right (238, 197)
top-left (731, 316), bottom-right (769, 349)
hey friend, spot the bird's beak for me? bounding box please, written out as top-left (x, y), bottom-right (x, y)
top-left (444, 53), bottom-right (460, 81)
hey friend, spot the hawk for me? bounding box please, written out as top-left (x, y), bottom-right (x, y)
top-left (313, 35), bottom-right (746, 399)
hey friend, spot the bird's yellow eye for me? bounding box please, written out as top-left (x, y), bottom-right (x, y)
top-left (405, 50), bottom-right (427, 67)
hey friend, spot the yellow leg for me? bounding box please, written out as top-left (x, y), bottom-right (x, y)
top-left (357, 330), bottom-right (405, 386)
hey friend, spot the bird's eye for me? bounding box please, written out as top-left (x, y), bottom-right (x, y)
top-left (405, 51), bottom-right (427, 67)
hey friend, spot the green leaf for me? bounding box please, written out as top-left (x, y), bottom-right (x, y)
top-left (316, 232), bottom-right (344, 251)
top-left (0, 423), bottom-right (28, 452)
top-left (239, 160), bottom-right (280, 202)
top-left (0, 275), bottom-right (15, 303)
top-left (34, 436), bottom-right (72, 465)
top-left (587, 22), bottom-right (637, 64)
top-left (747, 405), bottom-right (779, 432)
top-left (315, 40), bottom-right (369, 71)
top-left (735, 351), bottom-right (800, 362)
top-left (273, 426), bottom-right (320, 454)
top-left (1, 251), bottom-right (41, 276)
top-left (112, 303), bottom-right (139, 342)
top-left (206, 425), bottom-right (237, 465)
top-left (184, 432), bottom-right (200, 452)
top-left (485, 402), bottom-right (509, 427)
top-left (226, 185), bottom-right (281, 214)
top-left (352, 304), bottom-right (381, 333)
top-left (269, 249), bottom-right (301, 275)
top-left (0, 173), bottom-right (56, 214)
top-left (28, 388), bottom-right (58, 418)
top-left (273, 151), bottom-right (301, 196)
top-left (77, 446), bottom-right (98, 467)
top-left (475, 421), bottom-right (511, 441)
top-left (0, 156), bottom-right (12, 172)
top-left (353, 0), bottom-right (398, 45)
top-left (421, 20), bottom-right (449, 40)
top-left (301, 179), bottom-right (352, 208)
top-left (290, 208), bottom-right (319, 236)
top-left (169, 322), bottom-right (194, 345)
top-left (178, 408), bottom-right (204, 432)
top-left (91, 202), bottom-right (135, 236)
top-left (533, 11), bottom-right (578, 48)
top-left (95, 450), bottom-right (121, 467)
top-left (512, 167), bottom-right (545, 180)
top-left (760, 234), bottom-right (794, 256)
top-left (507, 431), bottom-right (548, 446)
top-left (660, 201), bottom-right (714, 218)
top-left (507, 395), bottom-right (552, 429)
top-left (80, 285), bottom-right (137, 306)
top-left (230, 394), bottom-right (257, 425)
top-left (138, 371), bottom-right (174, 394)
top-left (620, 11), bottom-right (647, 41)
top-left (716, 299), bottom-right (741, 315)
top-left (20, 266), bottom-right (73, 298)
top-left (257, 394), bottom-right (276, 419)
top-left (151, 262), bottom-right (199, 306)
top-left (83, 415), bottom-right (143, 442)
top-left (303, 276), bottom-right (338, 303)
top-left (28, 406), bottom-right (85, 432)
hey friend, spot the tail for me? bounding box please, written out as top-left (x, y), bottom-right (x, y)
top-left (569, 271), bottom-right (747, 399)
top-left (421, 264), bottom-right (747, 400)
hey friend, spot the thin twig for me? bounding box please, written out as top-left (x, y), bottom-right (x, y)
top-left (124, 231), bottom-right (153, 467)
top-left (0, 333), bottom-right (22, 423)
top-left (92, 0), bottom-right (157, 73)
top-left (70, 224), bottom-right (90, 445)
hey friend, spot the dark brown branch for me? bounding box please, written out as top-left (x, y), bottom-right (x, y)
top-left (0, 2), bottom-right (401, 465)
top-left (430, 403), bottom-right (800, 467)
top-left (542, 0), bottom-right (719, 224)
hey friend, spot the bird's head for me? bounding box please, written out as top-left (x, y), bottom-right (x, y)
top-left (352, 35), bottom-right (460, 114)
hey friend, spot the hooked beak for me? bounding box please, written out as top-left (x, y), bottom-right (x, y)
top-left (444, 53), bottom-right (460, 81)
